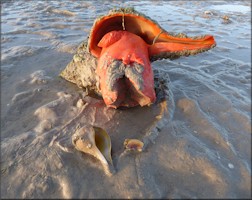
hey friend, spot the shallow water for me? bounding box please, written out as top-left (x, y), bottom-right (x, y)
top-left (1, 0), bottom-right (251, 199)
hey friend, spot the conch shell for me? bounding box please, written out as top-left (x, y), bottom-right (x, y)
top-left (88, 7), bottom-right (216, 60)
top-left (60, 7), bottom-right (216, 108)
top-left (72, 125), bottom-right (115, 176)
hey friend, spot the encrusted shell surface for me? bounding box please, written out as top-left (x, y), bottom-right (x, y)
top-left (59, 41), bottom-right (100, 94)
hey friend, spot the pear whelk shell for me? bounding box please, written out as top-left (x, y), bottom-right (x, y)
top-left (72, 124), bottom-right (115, 176)
top-left (124, 139), bottom-right (144, 152)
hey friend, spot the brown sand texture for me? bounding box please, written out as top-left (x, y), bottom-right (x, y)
top-left (1, 0), bottom-right (251, 199)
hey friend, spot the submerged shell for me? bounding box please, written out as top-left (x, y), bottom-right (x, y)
top-left (124, 139), bottom-right (144, 152)
top-left (72, 125), bottom-right (114, 176)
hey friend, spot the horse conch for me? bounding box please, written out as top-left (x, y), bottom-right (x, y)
top-left (72, 125), bottom-right (115, 176)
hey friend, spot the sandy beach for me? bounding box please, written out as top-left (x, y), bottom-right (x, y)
top-left (1, 0), bottom-right (251, 199)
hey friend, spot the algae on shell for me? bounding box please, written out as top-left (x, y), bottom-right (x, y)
top-left (59, 41), bottom-right (100, 96)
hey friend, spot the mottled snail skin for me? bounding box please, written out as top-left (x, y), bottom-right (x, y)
top-left (96, 31), bottom-right (156, 108)
top-left (60, 7), bottom-right (216, 108)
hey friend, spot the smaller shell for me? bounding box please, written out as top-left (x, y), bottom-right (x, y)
top-left (72, 125), bottom-right (115, 176)
top-left (204, 10), bottom-right (213, 15)
top-left (76, 98), bottom-right (85, 108)
top-left (222, 15), bottom-right (229, 20)
top-left (221, 15), bottom-right (231, 24)
top-left (124, 139), bottom-right (144, 152)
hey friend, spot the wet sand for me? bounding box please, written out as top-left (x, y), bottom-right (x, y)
top-left (1, 0), bottom-right (251, 199)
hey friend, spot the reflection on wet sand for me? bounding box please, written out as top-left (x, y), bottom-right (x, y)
top-left (1, 0), bottom-right (251, 198)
